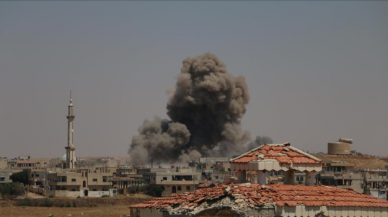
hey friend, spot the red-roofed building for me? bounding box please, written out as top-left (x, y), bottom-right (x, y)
top-left (230, 143), bottom-right (323, 185)
top-left (128, 183), bottom-right (388, 217)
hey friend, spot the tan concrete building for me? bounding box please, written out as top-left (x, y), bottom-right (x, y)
top-left (0, 169), bottom-right (12, 185)
top-left (0, 157), bottom-right (7, 169)
top-left (46, 169), bottom-right (115, 197)
top-left (145, 167), bottom-right (201, 196)
top-left (24, 169), bottom-right (46, 186)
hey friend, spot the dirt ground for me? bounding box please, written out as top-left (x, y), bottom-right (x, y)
top-left (0, 205), bottom-right (131, 217)
top-left (313, 154), bottom-right (388, 169)
top-left (0, 193), bottom-right (153, 217)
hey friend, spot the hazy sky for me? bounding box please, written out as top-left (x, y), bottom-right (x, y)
top-left (0, 2), bottom-right (387, 158)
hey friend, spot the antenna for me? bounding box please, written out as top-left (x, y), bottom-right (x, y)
top-left (70, 91), bottom-right (72, 99)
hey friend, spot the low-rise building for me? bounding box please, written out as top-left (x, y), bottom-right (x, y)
top-left (24, 169), bottom-right (46, 186)
top-left (145, 167), bottom-right (201, 196)
top-left (46, 169), bottom-right (115, 198)
top-left (317, 160), bottom-right (364, 193)
top-left (0, 169), bottom-right (12, 185)
top-left (364, 169), bottom-right (388, 200)
top-left (108, 167), bottom-right (147, 193)
top-left (230, 143), bottom-right (322, 185)
top-left (0, 157), bottom-right (8, 169)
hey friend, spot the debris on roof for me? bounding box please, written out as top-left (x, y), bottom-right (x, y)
top-left (129, 183), bottom-right (388, 216)
top-left (197, 182), bottom-right (218, 188)
top-left (231, 143), bottom-right (322, 164)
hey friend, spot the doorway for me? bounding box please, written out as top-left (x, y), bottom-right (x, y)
top-left (84, 190), bottom-right (88, 196)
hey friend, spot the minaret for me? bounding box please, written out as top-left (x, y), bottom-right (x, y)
top-left (65, 92), bottom-right (76, 169)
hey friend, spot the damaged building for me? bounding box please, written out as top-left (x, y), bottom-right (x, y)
top-left (128, 143), bottom-right (388, 216)
top-left (128, 183), bottom-right (388, 217)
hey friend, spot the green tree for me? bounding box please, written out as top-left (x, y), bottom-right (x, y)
top-left (152, 186), bottom-right (164, 197)
top-left (10, 171), bottom-right (29, 185)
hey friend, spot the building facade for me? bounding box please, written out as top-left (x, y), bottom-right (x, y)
top-left (0, 169), bottom-right (12, 185)
top-left (145, 167), bottom-right (201, 196)
top-left (46, 169), bottom-right (114, 197)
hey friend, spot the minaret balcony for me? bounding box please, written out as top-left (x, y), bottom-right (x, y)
top-left (65, 146), bottom-right (76, 150)
top-left (67, 115), bottom-right (75, 120)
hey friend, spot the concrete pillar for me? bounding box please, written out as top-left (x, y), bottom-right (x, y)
top-left (285, 170), bottom-right (295, 184)
top-left (305, 171), bottom-right (316, 186)
top-left (236, 170), bottom-right (246, 183)
top-left (257, 171), bottom-right (266, 184)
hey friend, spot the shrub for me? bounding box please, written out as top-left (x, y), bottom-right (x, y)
top-left (152, 186), bottom-right (164, 197)
top-left (0, 183), bottom-right (24, 198)
top-left (42, 198), bottom-right (54, 207)
top-left (101, 195), bottom-right (109, 198)
top-left (49, 195), bottom-right (54, 198)
top-left (72, 200), bottom-right (77, 207)
top-left (17, 198), bottom-right (32, 206)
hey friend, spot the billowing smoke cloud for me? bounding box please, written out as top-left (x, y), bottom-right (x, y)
top-left (129, 53), bottom-right (251, 164)
top-left (245, 136), bottom-right (273, 152)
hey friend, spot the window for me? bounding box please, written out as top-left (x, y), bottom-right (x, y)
top-left (93, 178), bottom-right (97, 182)
top-left (0, 177), bottom-right (5, 181)
top-left (71, 189), bottom-right (76, 191)
top-left (163, 177), bottom-right (167, 180)
top-left (71, 179), bottom-right (76, 182)
top-left (44, 162), bottom-right (47, 164)
top-left (177, 186), bottom-right (182, 191)
top-left (92, 189), bottom-right (97, 191)
top-left (186, 186), bottom-right (190, 191)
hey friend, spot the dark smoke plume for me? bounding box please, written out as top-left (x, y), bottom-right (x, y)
top-left (245, 136), bottom-right (273, 152)
top-left (128, 53), bottom-right (250, 164)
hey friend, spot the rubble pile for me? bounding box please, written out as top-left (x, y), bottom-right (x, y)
top-left (129, 183), bottom-right (388, 216)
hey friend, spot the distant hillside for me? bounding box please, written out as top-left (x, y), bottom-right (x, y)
top-left (313, 154), bottom-right (388, 170)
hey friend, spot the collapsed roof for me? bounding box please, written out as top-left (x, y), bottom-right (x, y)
top-left (128, 183), bottom-right (388, 216)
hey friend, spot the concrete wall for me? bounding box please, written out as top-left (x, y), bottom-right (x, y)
top-left (0, 158), bottom-right (7, 169)
top-left (88, 191), bottom-right (110, 197)
top-left (45, 189), bottom-right (113, 198)
top-left (276, 205), bottom-right (388, 217)
top-left (28, 186), bottom-right (47, 195)
top-left (131, 206), bottom-right (388, 217)
top-left (130, 208), bottom-right (163, 217)
top-left (0, 169), bottom-right (12, 184)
